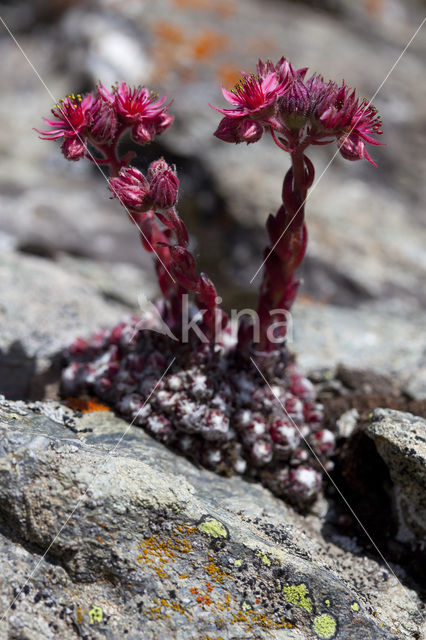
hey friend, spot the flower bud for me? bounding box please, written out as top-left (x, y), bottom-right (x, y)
top-left (154, 112), bottom-right (174, 134)
top-left (131, 119), bottom-right (156, 145)
top-left (90, 99), bottom-right (118, 144)
top-left (238, 118), bottom-right (264, 143)
top-left (338, 133), bottom-right (364, 161)
top-left (109, 167), bottom-right (151, 212)
top-left (214, 116), bottom-right (263, 144)
top-left (148, 159), bottom-right (179, 208)
top-left (61, 136), bottom-right (86, 161)
top-left (213, 117), bottom-right (241, 143)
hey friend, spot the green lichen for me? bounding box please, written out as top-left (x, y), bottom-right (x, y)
top-left (242, 601), bottom-right (252, 611)
top-left (256, 551), bottom-right (271, 566)
top-left (197, 516), bottom-right (228, 539)
top-left (234, 559), bottom-right (242, 567)
top-left (351, 602), bottom-right (360, 612)
top-left (282, 583), bottom-right (313, 613)
top-left (325, 599), bottom-right (331, 607)
top-left (312, 613), bottom-right (337, 639)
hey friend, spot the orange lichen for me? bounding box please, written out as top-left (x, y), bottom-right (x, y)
top-left (214, 1), bottom-right (236, 18)
top-left (64, 397), bottom-right (110, 413)
top-left (204, 556), bottom-right (228, 583)
top-left (136, 527), bottom-right (291, 632)
top-left (196, 593), bottom-right (212, 608)
top-left (192, 30), bottom-right (228, 61)
top-left (172, 0), bottom-right (209, 8)
top-left (363, 0), bottom-right (383, 16)
top-left (154, 21), bottom-right (185, 45)
top-left (137, 530), bottom-right (194, 579)
top-left (217, 64), bottom-right (241, 89)
top-left (145, 596), bottom-right (192, 622)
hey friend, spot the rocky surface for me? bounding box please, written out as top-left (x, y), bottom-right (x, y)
top-left (368, 408), bottom-right (426, 548)
top-left (291, 299), bottom-right (426, 400)
top-left (0, 397), bottom-right (423, 639)
top-left (1, 0), bottom-right (426, 637)
top-left (0, 248), bottom-right (149, 400)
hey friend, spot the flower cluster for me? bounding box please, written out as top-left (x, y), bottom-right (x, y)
top-left (211, 57), bottom-right (384, 353)
top-left (108, 159), bottom-right (225, 339)
top-left (36, 82), bottom-right (173, 165)
top-left (211, 56), bottom-right (383, 165)
top-left (62, 316), bottom-right (335, 509)
top-left (37, 56), bottom-right (384, 511)
top-left (109, 162), bottom-right (179, 213)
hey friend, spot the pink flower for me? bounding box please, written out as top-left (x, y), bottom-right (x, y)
top-left (114, 82), bottom-right (171, 126)
top-left (213, 116), bottom-right (264, 144)
top-left (210, 70), bottom-right (289, 120)
top-left (96, 82), bottom-right (116, 104)
top-left (109, 167), bottom-right (152, 212)
top-left (35, 93), bottom-right (94, 147)
top-left (314, 82), bottom-right (384, 164)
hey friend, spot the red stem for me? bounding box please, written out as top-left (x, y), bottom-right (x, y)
top-left (247, 149), bottom-right (314, 353)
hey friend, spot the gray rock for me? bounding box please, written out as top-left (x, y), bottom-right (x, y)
top-left (368, 408), bottom-right (426, 547)
top-left (0, 398), bottom-right (423, 639)
top-left (291, 299), bottom-right (426, 399)
top-left (0, 249), bottom-right (137, 399)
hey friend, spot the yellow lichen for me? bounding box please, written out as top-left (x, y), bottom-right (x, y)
top-left (197, 516), bottom-right (228, 539)
top-left (282, 583), bottom-right (313, 613)
top-left (256, 551), bottom-right (271, 566)
top-left (312, 613), bottom-right (337, 639)
top-left (88, 606), bottom-right (103, 625)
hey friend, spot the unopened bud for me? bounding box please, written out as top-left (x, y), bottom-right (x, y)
top-left (148, 159), bottom-right (179, 209)
top-left (61, 136), bottom-right (86, 161)
top-left (338, 133), bottom-right (364, 161)
top-left (154, 112), bottom-right (174, 134)
top-left (238, 118), bottom-right (264, 143)
top-left (131, 120), bottom-right (156, 145)
top-left (214, 116), bottom-right (263, 145)
top-left (109, 167), bottom-right (151, 212)
top-left (90, 99), bottom-right (118, 144)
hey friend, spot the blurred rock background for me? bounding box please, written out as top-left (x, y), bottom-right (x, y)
top-left (1, 0), bottom-right (426, 302)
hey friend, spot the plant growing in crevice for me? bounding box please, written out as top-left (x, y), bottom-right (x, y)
top-left (36, 58), bottom-right (383, 509)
